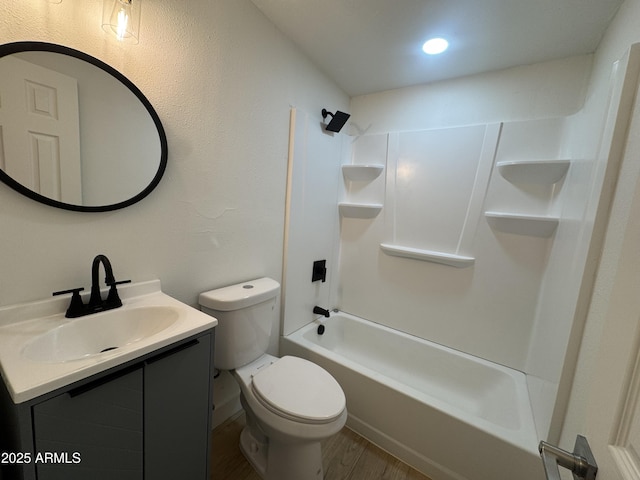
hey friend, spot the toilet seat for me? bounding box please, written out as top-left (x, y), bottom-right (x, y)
top-left (251, 356), bottom-right (346, 424)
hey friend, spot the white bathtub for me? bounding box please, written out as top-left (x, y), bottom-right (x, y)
top-left (281, 311), bottom-right (544, 480)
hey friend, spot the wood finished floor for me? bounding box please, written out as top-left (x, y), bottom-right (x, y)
top-left (210, 413), bottom-right (432, 480)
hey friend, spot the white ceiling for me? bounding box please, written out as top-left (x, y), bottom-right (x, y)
top-left (251, 0), bottom-right (623, 97)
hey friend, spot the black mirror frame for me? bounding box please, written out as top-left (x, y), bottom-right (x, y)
top-left (0, 41), bottom-right (168, 212)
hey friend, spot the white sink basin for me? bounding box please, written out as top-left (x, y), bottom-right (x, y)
top-left (22, 306), bottom-right (179, 363)
top-left (0, 280), bottom-right (217, 403)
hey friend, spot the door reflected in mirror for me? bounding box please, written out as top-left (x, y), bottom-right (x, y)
top-left (0, 42), bottom-right (167, 212)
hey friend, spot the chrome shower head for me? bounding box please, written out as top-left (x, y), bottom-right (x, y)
top-left (322, 108), bottom-right (350, 133)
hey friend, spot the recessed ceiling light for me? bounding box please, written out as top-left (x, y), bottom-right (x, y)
top-left (422, 37), bottom-right (449, 55)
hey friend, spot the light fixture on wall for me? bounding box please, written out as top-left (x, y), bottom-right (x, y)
top-left (102, 0), bottom-right (141, 44)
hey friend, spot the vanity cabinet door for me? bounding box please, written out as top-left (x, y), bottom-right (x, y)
top-left (144, 334), bottom-right (213, 480)
top-left (32, 366), bottom-right (144, 480)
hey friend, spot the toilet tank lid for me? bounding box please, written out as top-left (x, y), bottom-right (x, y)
top-left (199, 277), bottom-right (280, 311)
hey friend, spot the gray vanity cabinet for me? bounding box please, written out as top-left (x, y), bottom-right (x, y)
top-left (33, 366), bottom-right (144, 480)
top-left (144, 336), bottom-right (212, 479)
top-left (0, 330), bottom-right (214, 480)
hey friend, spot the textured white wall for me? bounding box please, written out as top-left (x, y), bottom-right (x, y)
top-left (0, 0), bottom-right (348, 356)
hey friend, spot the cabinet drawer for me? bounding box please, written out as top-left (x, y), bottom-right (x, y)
top-left (33, 366), bottom-right (143, 480)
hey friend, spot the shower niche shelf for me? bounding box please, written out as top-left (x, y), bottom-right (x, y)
top-left (485, 212), bottom-right (559, 237)
top-left (339, 202), bottom-right (383, 219)
top-left (497, 159), bottom-right (570, 184)
top-left (342, 164), bottom-right (385, 182)
top-left (380, 243), bottom-right (475, 268)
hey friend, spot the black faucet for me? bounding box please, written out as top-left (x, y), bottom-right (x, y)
top-left (313, 306), bottom-right (331, 318)
top-left (88, 254), bottom-right (129, 312)
top-left (53, 254), bottom-right (131, 318)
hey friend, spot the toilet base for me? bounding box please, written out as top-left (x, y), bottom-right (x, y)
top-left (232, 357), bottom-right (347, 480)
top-left (239, 424), bottom-right (324, 480)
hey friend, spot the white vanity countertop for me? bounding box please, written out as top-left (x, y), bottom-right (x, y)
top-left (0, 280), bottom-right (217, 403)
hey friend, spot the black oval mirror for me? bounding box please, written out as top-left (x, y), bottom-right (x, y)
top-left (0, 41), bottom-right (167, 212)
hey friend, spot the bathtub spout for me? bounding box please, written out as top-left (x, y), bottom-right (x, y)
top-left (313, 306), bottom-right (331, 317)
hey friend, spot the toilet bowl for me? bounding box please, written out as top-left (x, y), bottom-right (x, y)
top-left (234, 354), bottom-right (347, 479)
top-left (199, 278), bottom-right (347, 480)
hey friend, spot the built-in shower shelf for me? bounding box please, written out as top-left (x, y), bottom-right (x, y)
top-left (342, 164), bottom-right (385, 182)
top-left (497, 160), bottom-right (570, 184)
top-left (380, 243), bottom-right (475, 268)
top-left (485, 212), bottom-right (559, 237)
top-left (339, 202), bottom-right (383, 218)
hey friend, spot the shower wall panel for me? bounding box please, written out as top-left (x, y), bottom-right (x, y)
top-left (339, 119), bottom-right (566, 371)
top-left (387, 124), bottom-right (499, 259)
top-left (282, 108), bottom-right (344, 336)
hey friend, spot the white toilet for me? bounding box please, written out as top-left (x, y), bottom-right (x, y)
top-left (199, 277), bottom-right (347, 480)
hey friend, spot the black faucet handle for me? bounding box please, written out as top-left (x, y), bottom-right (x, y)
top-left (105, 279), bottom-right (131, 308)
top-left (53, 287), bottom-right (84, 297)
top-left (52, 288), bottom-right (86, 318)
top-left (106, 279), bottom-right (132, 287)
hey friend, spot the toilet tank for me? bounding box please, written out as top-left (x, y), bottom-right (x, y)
top-left (199, 277), bottom-right (280, 370)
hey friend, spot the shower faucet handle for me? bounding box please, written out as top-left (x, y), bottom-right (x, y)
top-left (312, 260), bottom-right (327, 283)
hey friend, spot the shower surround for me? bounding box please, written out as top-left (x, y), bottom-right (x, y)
top-left (282, 48), bottom-right (634, 480)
